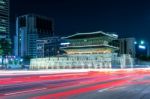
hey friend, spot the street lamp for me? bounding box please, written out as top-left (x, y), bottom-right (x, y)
top-left (60, 42), bottom-right (70, 46)
top-left (140, 40), bottom-right (145, 45)
top-left (139, 45), bottom-right (146, 50)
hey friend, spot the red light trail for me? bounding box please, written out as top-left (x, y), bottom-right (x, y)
top-left (0, 69), bottom-right (150, 99)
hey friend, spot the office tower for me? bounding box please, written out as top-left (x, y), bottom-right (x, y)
top-left (119, 38), bottom-right (136, 58)
top-left (0, 0), bottom-right (11, 56)
top-left (0, 0), bottom-right (9, 38)
top-left (36, 37), bottom-right (61, 58)
top-left (14, 14), bottom-right (54, 58)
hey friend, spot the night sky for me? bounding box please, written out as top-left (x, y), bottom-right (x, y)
top-left (10, 0), bottom-right (150, 42)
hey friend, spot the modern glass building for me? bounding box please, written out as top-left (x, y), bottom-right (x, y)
top-left (0, 0), bottom-right (9, 39)
top-left (14, 14), bottom-right (54, 58)
top-left (36, 37), bottom-right (61, 58)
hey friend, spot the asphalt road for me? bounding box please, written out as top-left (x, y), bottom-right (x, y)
top-left (70, 76), bottom-right (150, 99)
top-left (0, 70), bottom-right (150, 99)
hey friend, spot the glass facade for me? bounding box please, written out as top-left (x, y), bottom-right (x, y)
top-left (15, 14), bottom-right (54, 58)
top-left (36, 37), bottom-right (61, 58)
top-left (0, 0), bottom-right (9, 38)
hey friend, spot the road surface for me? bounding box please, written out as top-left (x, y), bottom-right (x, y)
top-left (0, 69), bottom-right (150, 99)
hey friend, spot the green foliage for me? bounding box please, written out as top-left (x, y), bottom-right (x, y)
top-left (138, 55), bottom-right (150, 61)
top-left (23, 55), bottom-right (32, 61)
top-left (0, 39), bottom-right (11, 55)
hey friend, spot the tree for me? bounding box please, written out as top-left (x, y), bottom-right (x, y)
top-left (0, 39), bottom-right (11, 69)
top-left (138, 55), bottom-right (150, 61)
top-left (0, 39), bottom-right (11, 55)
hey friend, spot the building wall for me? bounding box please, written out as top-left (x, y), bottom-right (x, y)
top-left (0, 0), bottom-right (9, 39)
top-left (15, 14), bottom-right (54, 58)
top-left (36, 37), bottom-right (61, 58)
top-left (30, 53), bottom-right (134, 69)
top-left (119, 38), bottom-right (136, 58)
top-left (36, 40), bottom-right (45, 57)
top-left (30, 54), bottom-right (113, 69)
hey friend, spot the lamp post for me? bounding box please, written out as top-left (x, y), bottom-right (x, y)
top-left (135, 40), bottom-right (149, 58)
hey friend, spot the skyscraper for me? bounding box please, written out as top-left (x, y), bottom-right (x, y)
top-left (0, 0), bottom-right (11, 56)
top-left (14, 14), bottom-right (54, 58)
top-left (119, 38), bottom-right (136, 58)
top-left (0, 0), bottom-right (9, 39)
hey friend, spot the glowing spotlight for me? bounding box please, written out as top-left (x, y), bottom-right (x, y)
top-left (141, 40), bottom-right (144, 45)
top-left (60, 42), bottom-right (70, 46)
top-left (134, 41), bottom-right (137, 44)
top-left (139, 45), bottom-right (146, 49)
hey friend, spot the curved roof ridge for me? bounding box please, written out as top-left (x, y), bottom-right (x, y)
top-left (62, 31), bottom-right (118, 39)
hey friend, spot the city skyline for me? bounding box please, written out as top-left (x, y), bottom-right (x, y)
top-left (0, 1), bottom-right (150, 99)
